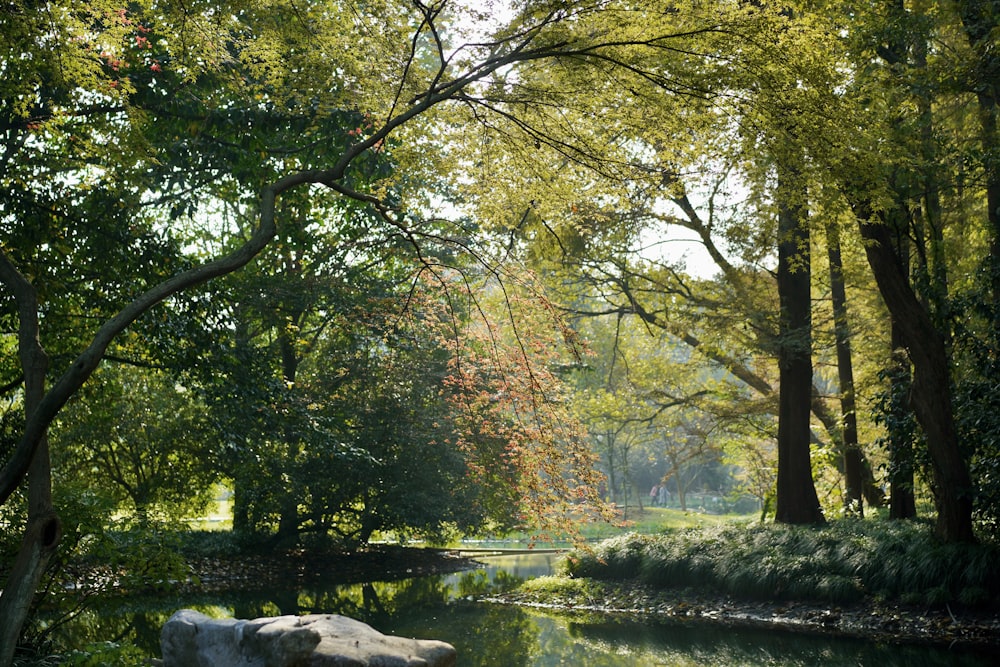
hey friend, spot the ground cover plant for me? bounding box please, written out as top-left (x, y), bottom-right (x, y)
top-left (561, 519), bottom-right (1000, 606)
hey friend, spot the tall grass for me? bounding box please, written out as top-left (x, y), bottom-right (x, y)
top-left (563, 520), bottom-right (1000, 606)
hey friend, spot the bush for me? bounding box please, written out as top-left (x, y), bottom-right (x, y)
top-left (564, 533), bottom-right (649, 580)
top-left (563, 520), bottom-right (1000, 606)
top-left (173, 529), bottom-right (247, 559)
top-left (522, 575), bottom-right (601, 598)
top-left (61, 642), bottom-right (148, 667)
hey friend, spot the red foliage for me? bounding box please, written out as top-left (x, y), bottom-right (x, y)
top-left (409, 268), bottom-right (616, 542)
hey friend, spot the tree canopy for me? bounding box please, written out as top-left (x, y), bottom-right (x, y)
top-left (3, 0), bottom-right (1000, 658)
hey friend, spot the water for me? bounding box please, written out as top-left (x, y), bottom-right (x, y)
top-left (46, 552), bottom-right (997, 666)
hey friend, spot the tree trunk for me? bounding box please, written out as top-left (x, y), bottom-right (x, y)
top-left (884, 209), bottom-right (917, 520)
top-left (231, 481), bottom-right (253, 535)
top-left (857, 209), bottom-right (975, 542)
top-left (887, 330), bottom-right (917, 520)
top-left (826, 222), bottom-right (864, 515)
top-left (604, 431), bottom-right (619, 505)
top-left (0, 264), bottom-right (60, 665)
top-left (917, 74), bottom-right (950, 333)
top-left (661, 184), bottom-right (881, 490)
top-left (759, 492), bottom-right (774, 523)
top-left (868, 0), bottom-right (968, 542)
top-left (675, 476), bottom-right (687, 512)
top-left (0, 510), bottom-right (61, 661)
top-left (774, 176), bottom-right (825, 525)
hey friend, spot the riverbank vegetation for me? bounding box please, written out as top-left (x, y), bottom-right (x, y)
top-left (505, 519), bottom-right (1000, 651)
top-left (560, 520), bottom-right (1000, 607)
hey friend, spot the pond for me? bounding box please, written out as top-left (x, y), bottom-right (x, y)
top-left (46, 552), bottom-right (997, 666)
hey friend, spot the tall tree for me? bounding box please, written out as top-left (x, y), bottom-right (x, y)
top-left (836, 0), bottom-right (982, 541)
top-left (568, 311), bottom-right (722, 516)
top-left (826, 219), bottom-right (866, 515)
top-left (855, 200), bottom-right (974, 540)
top-left (448, 2), bottom-right (876, 525)
top-left (773, 167), bottom-right (825, 524)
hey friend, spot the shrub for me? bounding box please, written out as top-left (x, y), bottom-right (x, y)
top-left (522, 575), bottom-right (600, 598)
top-left (173, 529), bottom-right (245, 559)
top-left (814, 574), bottom-right (865, 603)
top-left (564, 533), bottom-right (648, 580)
top-left (61, 642), bottom-right (147, 667)
top-left (959, 586), bottom-right (991, 607)
top-left (563, 520), bottom-right (1000, 605)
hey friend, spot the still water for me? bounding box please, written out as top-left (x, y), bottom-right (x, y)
top-left (52, 552), bottom-right (996, 666)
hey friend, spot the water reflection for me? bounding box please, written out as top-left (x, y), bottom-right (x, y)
top-left (45, 553), bottom-right (997, 666)
top-left (385, 601), bottom-right (997, 667)
top-left (558, 616), bottom-right (996, 667)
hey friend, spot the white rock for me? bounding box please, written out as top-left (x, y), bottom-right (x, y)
top-left (161, 609), bottom-right (457, 667)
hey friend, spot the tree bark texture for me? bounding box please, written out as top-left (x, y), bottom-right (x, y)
top-left (774, 182), bottom-right (825, 525)
top-left (858, 211), bottom-right (975, 542)
top-left (826, 222), bottom-right (864, 515)
top-left (0, 256), bottom-right (59, 665)
top-left (887, 327), bottom-right (917, 521)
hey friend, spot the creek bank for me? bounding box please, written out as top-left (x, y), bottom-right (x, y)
top-left (486, 577), bottom-right (1000, 653)
top-left (174, 546), bottom-right (999, 656)
top-left (179, 545), bottom-right (479, 594)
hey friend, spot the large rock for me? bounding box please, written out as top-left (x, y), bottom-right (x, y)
top-left (161, 608), bottom-right (457, 667)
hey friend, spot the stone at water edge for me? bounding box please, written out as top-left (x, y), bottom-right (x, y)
top-left (161, 608), bottom-right (458, 666)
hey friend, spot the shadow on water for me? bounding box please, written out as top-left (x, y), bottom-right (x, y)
top-left (45, 553), bottom-right (998, 666)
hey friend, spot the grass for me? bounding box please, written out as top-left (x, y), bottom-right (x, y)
top-left (478, 507), bottom-right (756, 546)
top-left (588, 507), bottom-right (754, 537)
top-left (562, 519), bottom-right (1000, 607)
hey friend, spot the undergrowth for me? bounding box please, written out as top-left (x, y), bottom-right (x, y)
top-left (562, 520), bottom-right (1000, 606)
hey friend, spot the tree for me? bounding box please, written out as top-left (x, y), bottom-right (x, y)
top-left (825, 218), bottom-right (867, 515)
top-left (770, 193), bottom-right (826, 523)
top-left (854, 201), bottom-right (974, 540)
top-left (462, 0), bottom-right (991, 540)
top-left (202, 270), bottom-right (493, 549)
top-left (566, 310), bottom-right (728, 516)
top-left (51, 365), bottom-right (216, 523)
top-left (442, 270), bottom-right (613, 538)
top-left (179, 178), bottom-right (405, 545)
top-left (448, 2), bottom-right (898, 527)
top-left (773, 166), bottom-right (825, 525)
top-left (569, 314), bottom-right (663, 516)
top-left (5, 2), bottom-right (724, 653)
top-left (835, 0), bottom-right (982, 541)
top-left (656, 414), bottom-right (724, 511)
top-left (577, 393), bottom-right (648, 516)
